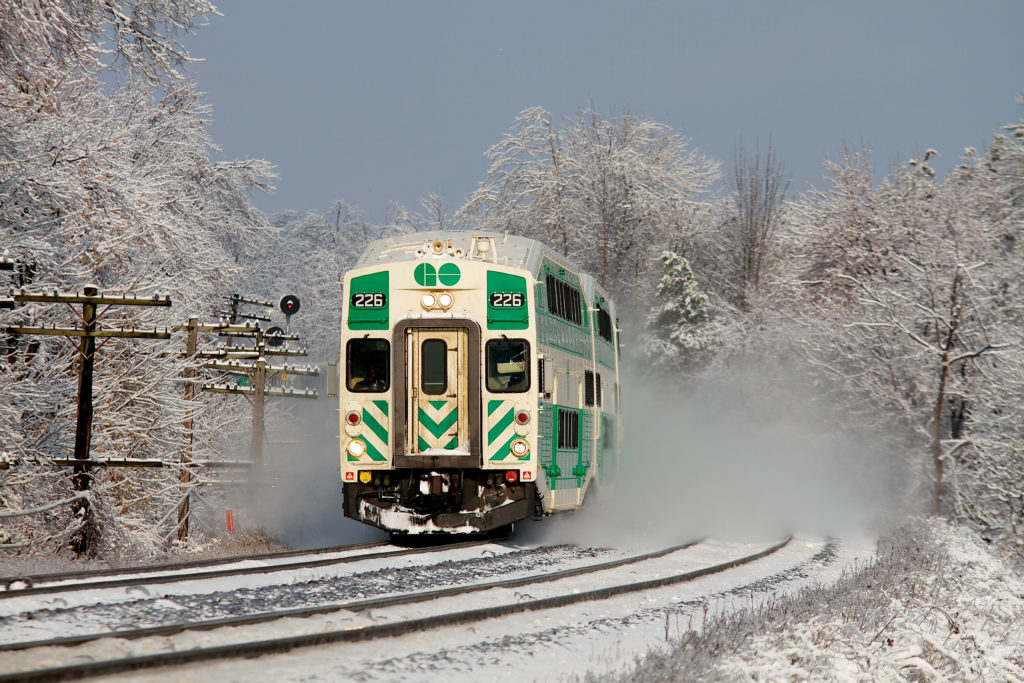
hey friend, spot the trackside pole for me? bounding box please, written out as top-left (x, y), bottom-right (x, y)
top-left (70, 286), bottom-right (99, 554)
top-left (7, 286), bottom-right (172, 556)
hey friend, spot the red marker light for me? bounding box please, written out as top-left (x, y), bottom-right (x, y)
top-left (505, 470), bottom-right (519, 483)
top-left (346, 410), bottom-right (361, 425)
top-left (515, 410), bottom-right (530, 425)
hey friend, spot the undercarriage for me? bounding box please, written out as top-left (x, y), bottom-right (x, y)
top-left (343, 469), bottom-right (538, 535)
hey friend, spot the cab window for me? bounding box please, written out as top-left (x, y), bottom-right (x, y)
top-left (486, 339), bottom-right (530, 393)
top-left (346, 338), bottom-right (390, 392)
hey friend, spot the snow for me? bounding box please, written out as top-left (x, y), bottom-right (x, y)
top-left (640, 519), bottom-right (1024, 681)
top-left (2, 535), bottom-right (872, 681)
top-left (8, 523), bottom-right (1020, 681)
top-left (0, 542), bottom-right (523, 637)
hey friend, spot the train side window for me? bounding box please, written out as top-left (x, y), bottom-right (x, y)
top-left (597, 306), bottom-right (613, 342)
top-left (545, 273), bottom-right (583, 326)
top-left (421, 339), bottom-right (447, 395)
top-left (538, 358), bottom-right (545, 394)
top-left (596, 372), bottom-right (602, 407)
top-left (584, 370), bottom-right (595, 407)
top-left (486, 339), bottom-right (530, 393)
top-left (557, 408), bottom-right (579, 450)
top-left (346, 338), bottom-right (390, 392)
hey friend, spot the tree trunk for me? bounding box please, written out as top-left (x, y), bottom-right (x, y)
top-left (930, 357), bottom-right (949, 516)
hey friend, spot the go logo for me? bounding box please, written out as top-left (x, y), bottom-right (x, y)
top-left (414, 262), bottom-right (461, 287)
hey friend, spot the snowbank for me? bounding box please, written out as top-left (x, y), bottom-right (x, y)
top-left (603, 519), bottom-right (1024, 681)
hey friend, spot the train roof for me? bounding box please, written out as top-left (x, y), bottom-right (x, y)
top-left (353, 230), bottom-right (616, 312)
top-left (353, 230), bottom-right (540, 269)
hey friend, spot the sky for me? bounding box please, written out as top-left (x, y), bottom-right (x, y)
top-left (182, 1), bottom-right (1024, 223)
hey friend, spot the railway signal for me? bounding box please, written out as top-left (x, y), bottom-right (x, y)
top-left (279, 294), bottom-right (300, 316)
top-left (265, 326), bottom-right (285, 347)
top-left (5, 285), bottom-right (172, 555)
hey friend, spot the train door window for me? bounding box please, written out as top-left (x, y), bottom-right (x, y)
top-left (346, 338), bottom-right (390, 392)
top-left (584, 370), bottom-right (595, 407)
top-left (486, 339), bottom-right (530, 392)
top-left (421, 339), bottom-right (447, 395)
top-left (557, 408), bottom-right (579, 450)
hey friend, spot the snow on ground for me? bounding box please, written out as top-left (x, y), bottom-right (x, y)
top-left (0, 541), bottom-right (533, 645)
top-left (91, 534), bottom-right (873, 682)
top-left (610, 518), bottom-right (1024, 682)
top-left (11, 522), bottom-right (1016, 681)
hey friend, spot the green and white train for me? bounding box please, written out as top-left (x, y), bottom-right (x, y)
top-left (338, 231), bottom-right (622, 535)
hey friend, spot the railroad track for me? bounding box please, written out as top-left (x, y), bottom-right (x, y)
top-left (0, 538), bottom-right (490, 600)
top-left (0, 537), bottom-right (790, 681)
top-left (0, 540), bottom-right (386, 592)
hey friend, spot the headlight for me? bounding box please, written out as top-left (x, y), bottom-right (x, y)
top-left (509, 438), bottom-right (530, 458)
top-left (347, 439), bottom-right (367, 458)
top-left (438, 292), bottom-right (454, 309)
top-left (421, 293), bottom-right (436, 309)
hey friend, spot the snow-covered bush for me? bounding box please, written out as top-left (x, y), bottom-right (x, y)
top-left (599, 519), bottom-right (1024, 681)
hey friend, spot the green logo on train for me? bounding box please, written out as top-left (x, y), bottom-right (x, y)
top-left (414, 262), bottom-right (461, 287)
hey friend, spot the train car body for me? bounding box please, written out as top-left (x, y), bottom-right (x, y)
top-left (338, 231), bottom-right (622, 535)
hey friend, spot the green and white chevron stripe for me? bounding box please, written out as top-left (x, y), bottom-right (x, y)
top-left (358, 400), bottom-right (389, 462)
top-left (417, 399), bottom-right (458, 451)
top-left (487, 399), bottom-right (516, 461)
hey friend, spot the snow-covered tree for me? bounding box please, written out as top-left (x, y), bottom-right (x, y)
top-left (0, 2), bottom-right (275, 557)
top-left (637, 251), bottom-right (719, 376)
top-left (782, 147), bottom-right (1024, 527)
top-left (457, 106), bottom-right (719, 319)
top-left (728, 140), bottom-right (790, 311)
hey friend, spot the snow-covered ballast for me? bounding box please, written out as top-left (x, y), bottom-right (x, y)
top-left (338, 231), bottom-right (622, 535)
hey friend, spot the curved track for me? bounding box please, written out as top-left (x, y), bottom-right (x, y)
top-left (0, 537), bottom-right (792, 681)
top-left (0, 539), bottom-right (489, 599)
top-left (0, 541), bottom-right (387, 592)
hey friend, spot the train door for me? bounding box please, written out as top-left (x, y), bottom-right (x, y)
top-left (406, 327), bottom-right (470, 453)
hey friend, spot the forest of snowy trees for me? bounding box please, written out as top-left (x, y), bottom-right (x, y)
top-left (2, 1), bottom-right (1023, 562)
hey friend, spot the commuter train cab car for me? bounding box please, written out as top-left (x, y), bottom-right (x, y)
top-left (338, 231), bottom-right (622, 535)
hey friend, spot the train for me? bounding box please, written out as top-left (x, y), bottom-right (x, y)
top-left (337, 231), bottom-right (622, 535)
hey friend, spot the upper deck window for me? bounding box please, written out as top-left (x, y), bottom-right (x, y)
top-left (545, 274), bottom-right (583, 326)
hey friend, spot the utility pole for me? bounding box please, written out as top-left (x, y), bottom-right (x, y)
top-left (6, 286), bottom-right (171, 555)
top-left (202, 325), bottom-right (318, 474)
top-left (177, 317), bottom-right (200, 543)
top-left (171, 294), bottom-right (315, 539)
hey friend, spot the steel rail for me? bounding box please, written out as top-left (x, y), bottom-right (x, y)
top-left (0, 538), bottom-right (704, 653)
top-left (0, 539), bottom-right (488, 600)
top-left (0, 541), bottom-right (387, 591)
top-left (0, 537), bottom-right (790, 682)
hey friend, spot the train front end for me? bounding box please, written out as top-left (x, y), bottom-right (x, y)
top-left (339, 234), bottom-right (539, 535)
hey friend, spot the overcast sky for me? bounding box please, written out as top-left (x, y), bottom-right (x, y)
top-left (183, 1), bottom-right (1024, 223)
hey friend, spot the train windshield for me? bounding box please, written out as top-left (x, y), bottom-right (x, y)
top-left (485, 339), bottom-right (530, 392)
top-left (347, 338), bottom-right (390, 392)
